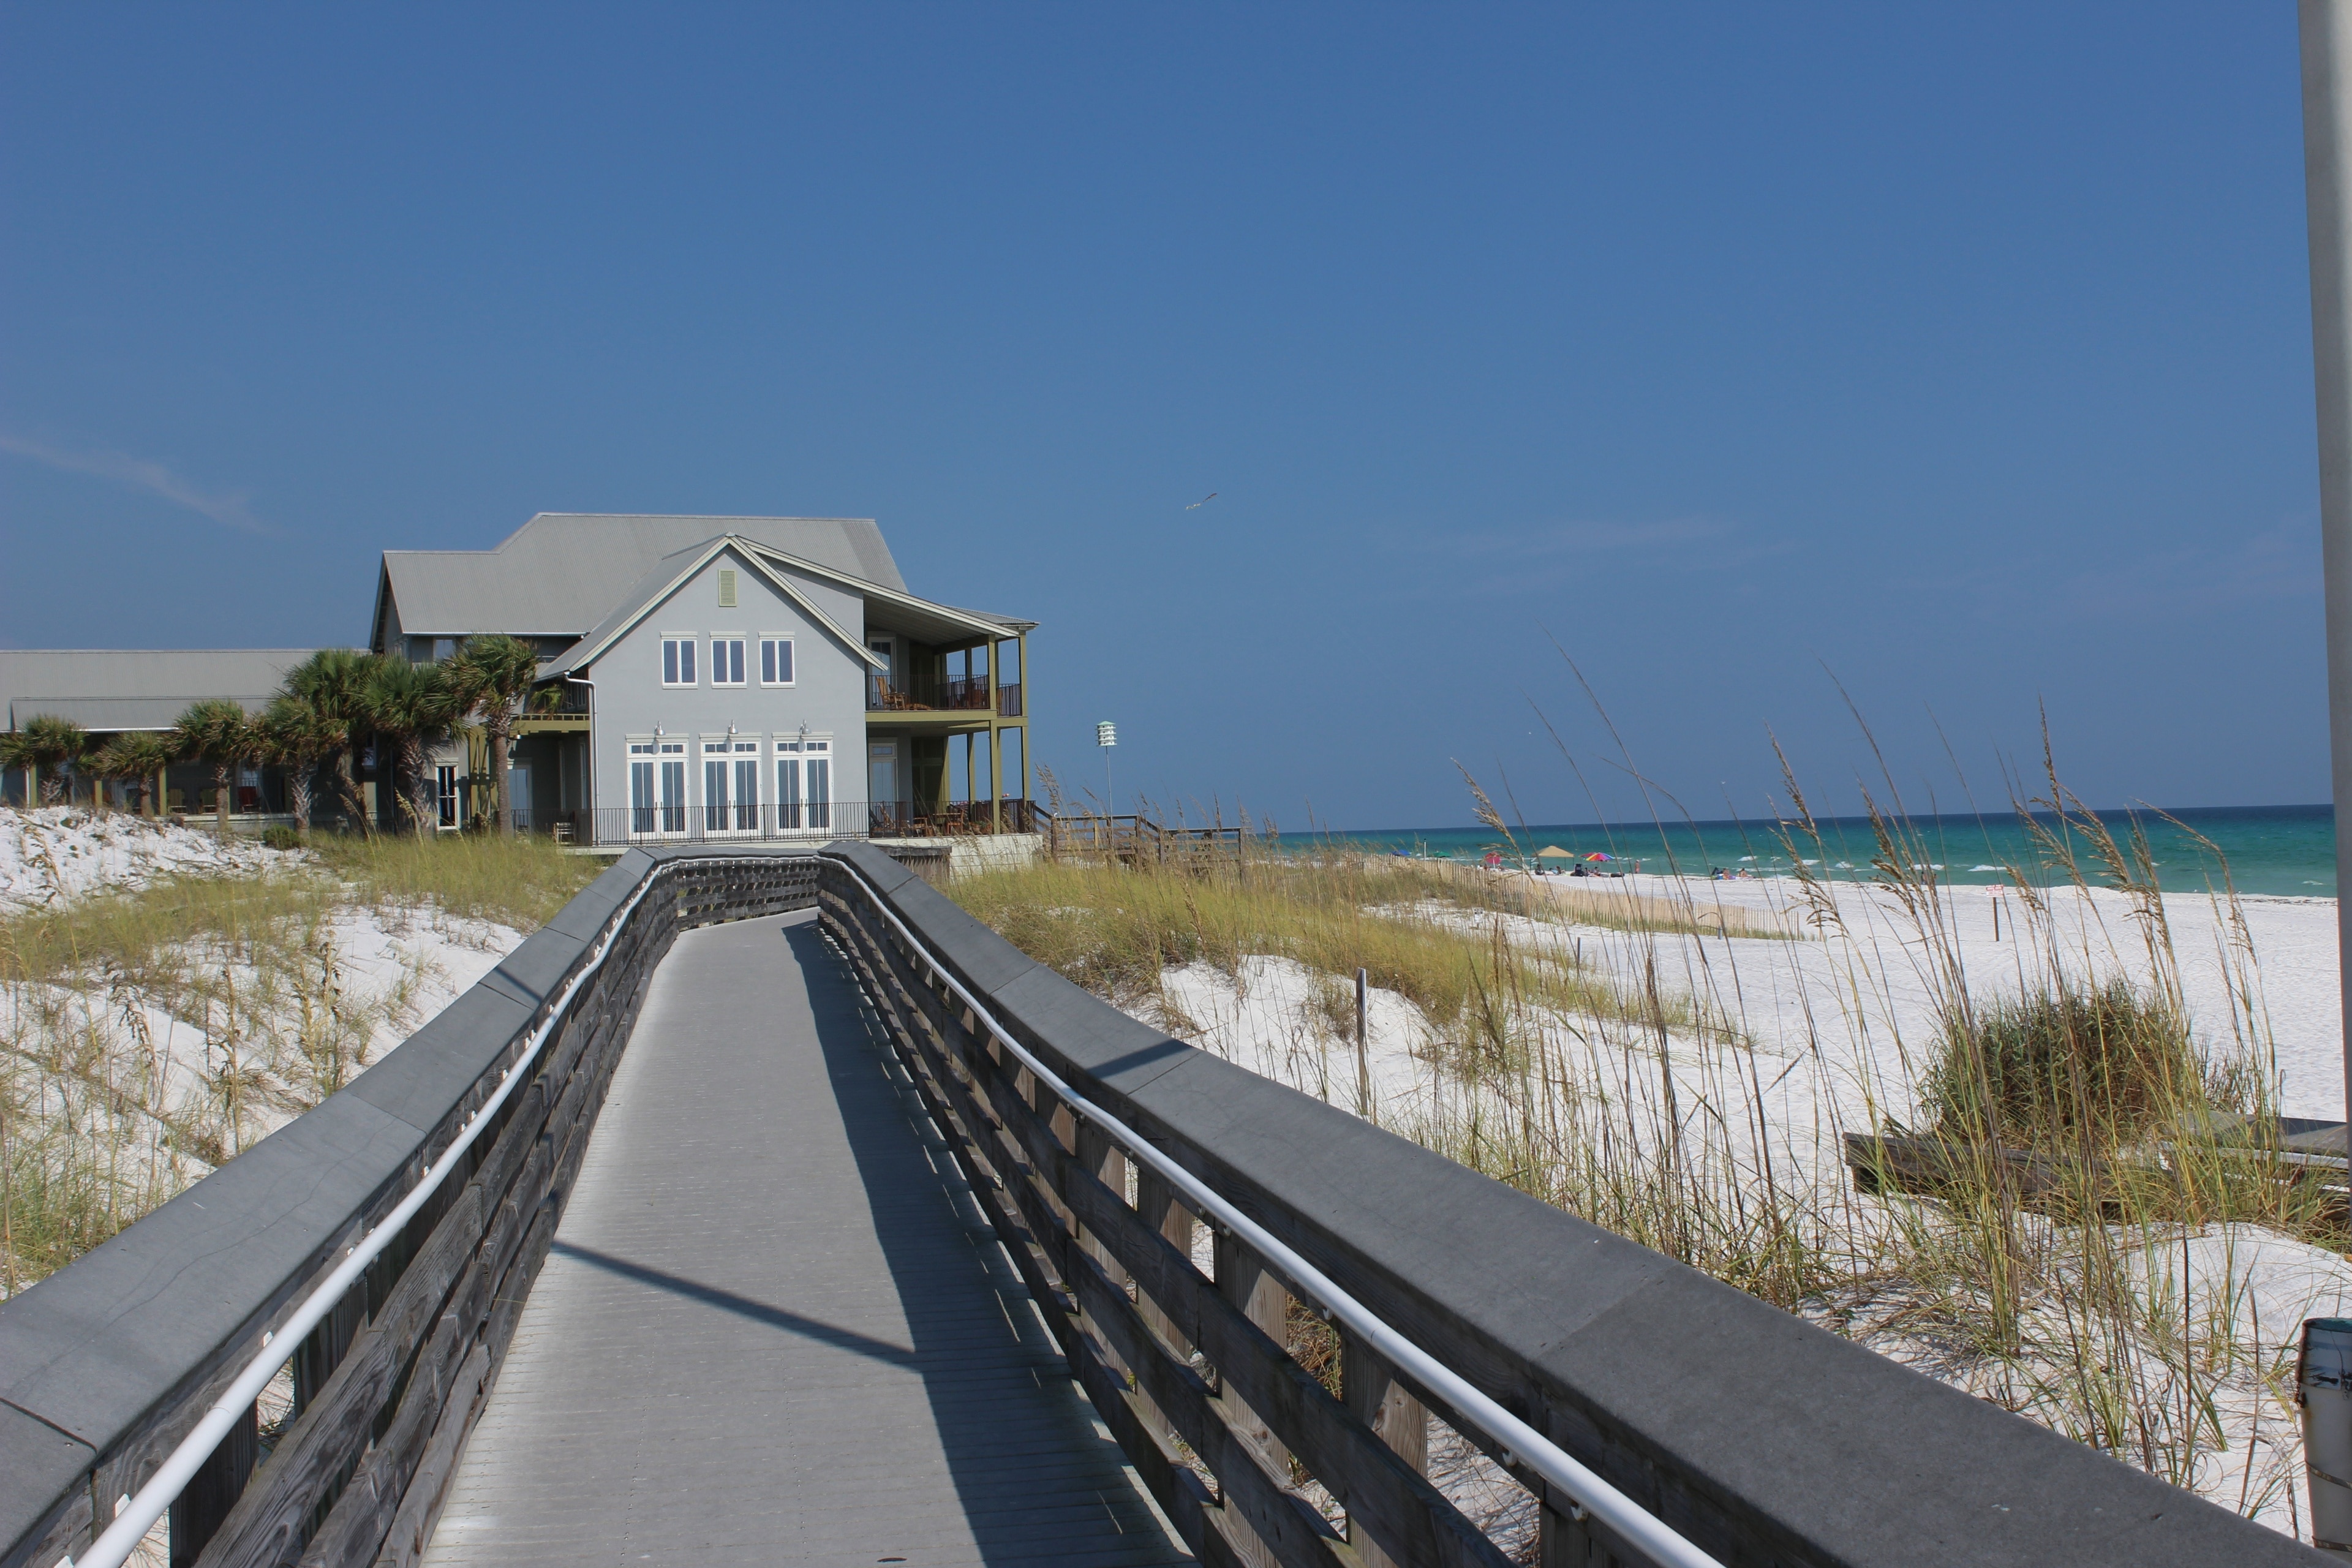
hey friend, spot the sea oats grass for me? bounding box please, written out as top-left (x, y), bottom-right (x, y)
top-left (976, 734), bottom-right (2333, 1534)
top-left (0, 827), bottom-right (599, 1292)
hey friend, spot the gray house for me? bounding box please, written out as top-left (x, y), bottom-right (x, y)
top-left (370, 513), bottom-right (1035, 840)
top-left (3, 512), bottom-right (1035, 840)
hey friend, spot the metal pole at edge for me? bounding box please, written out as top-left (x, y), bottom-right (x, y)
top-left (2301, 0), bottom-right (2352, 1155)
top-left (2299, 6), bottom-right (2352, 1553)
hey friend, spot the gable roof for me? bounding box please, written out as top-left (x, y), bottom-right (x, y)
top-left (0, 649), bottom-right (328, 732)
top-left (733, 539), bottom-right (1036, 645)
top-left (541, 538), bottom-right (886, 678)
top-left (373, 513), bottom-right (908, 646)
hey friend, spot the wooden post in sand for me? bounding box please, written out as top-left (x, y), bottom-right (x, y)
top-left (1355, 966), bottom-right (1371, 1117)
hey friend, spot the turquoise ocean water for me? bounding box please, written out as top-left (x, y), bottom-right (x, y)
top-left (1319, 804), bottom-right (2340, 899)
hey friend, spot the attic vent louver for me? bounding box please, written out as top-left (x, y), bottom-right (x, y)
top-left (718, 568), bottom-right (738, 608)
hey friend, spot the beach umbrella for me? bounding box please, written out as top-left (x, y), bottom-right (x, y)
top-left (1584, 852), bottom-right (1612, 862)
top-left (1535, 845), bottom-right (1574, 861)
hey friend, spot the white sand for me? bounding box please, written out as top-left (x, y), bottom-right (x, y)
top-left (0, 807), bottom-right (297, 910)
top-left (1599, 869), bottom-right (2347, 1120)
top-left (2, 809), bottom-right (530, 1268)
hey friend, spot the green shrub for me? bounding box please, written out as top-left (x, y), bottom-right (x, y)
top-left (1924, 977), bottom-right (2207, 1148)
top-left (262, 824), bottom-right (302, 850)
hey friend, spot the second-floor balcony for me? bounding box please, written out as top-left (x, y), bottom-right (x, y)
top-left (869, 674), bottom-right (1022, 717)
top-left (533, 681), bottom-right (594, 715)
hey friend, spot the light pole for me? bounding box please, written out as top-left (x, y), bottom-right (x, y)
top-left (2296, 6), bottom-right (2352, 1552)
top-left (2304, 0), bottom-right (2352, 1164)
top-left (1096, 720), bottom-right (1117, 818)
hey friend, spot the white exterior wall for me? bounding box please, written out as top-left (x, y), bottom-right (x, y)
top-left (582, 548), bottom-right (868, 826)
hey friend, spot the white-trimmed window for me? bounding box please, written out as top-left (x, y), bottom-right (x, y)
top-left (760, 636), bottom-right (794, 687)
top-left (661, 636), bottom-right (697, 687)
top-left (711, 636), bottom-right (747, 687)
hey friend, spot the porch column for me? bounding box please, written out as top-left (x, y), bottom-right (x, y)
top-left (987, 638), bottom-right (1002, 831)
top-left (1017, 631), bottom-right (1030, 807)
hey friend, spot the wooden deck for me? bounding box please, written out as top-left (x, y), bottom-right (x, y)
top-left (421, 909), bottom-right (1191, 1567)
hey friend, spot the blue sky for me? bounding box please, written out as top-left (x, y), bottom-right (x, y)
top-left (0, 4), bottom-right (2326, 829)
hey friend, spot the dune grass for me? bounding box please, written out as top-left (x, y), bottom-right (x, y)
top-left (308, 830), bottom-right (603, 932)
top-left (948, 850), bottom-right (1735, 1049)
top-left (0, 829), bottom-right (598, 1292)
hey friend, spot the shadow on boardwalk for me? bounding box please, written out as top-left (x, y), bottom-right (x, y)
top-left (795, 919), bottom-right (1188, 1564)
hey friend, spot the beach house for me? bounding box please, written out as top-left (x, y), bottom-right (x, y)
top-left (4, 513), bottom-right (1036, 842)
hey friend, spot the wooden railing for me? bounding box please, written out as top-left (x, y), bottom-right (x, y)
top-left (1046, 811), bottom-right (1256, 864)
top-left (868, 676), bottom-right (992, 712)
top-left (892, 797), bottom-right (1042, 837)
top-left (0, 849), bottom-right (859, 1568)
top-left (864, 675), bottom-right (1022, 715)
top-left (525, 682), bottom-right (591, 717)
top-left (810, 842), bottom-right (2321, 1568)
top-left (824, 851), bottom-right (1511, 1568)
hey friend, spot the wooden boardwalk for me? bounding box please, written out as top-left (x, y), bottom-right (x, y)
top-left (421, 909), bottom-right (1191, 1567)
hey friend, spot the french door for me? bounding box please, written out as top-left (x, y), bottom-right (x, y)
top-left (628, 740), bottom-right (687, 836)
top-left (704, 739), bottom-right (761, 835)
top-left (775, 736), bottom-right (833, 832)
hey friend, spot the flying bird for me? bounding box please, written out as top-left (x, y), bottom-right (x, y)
top-left (1185, 492), bottom-right (1218, 509)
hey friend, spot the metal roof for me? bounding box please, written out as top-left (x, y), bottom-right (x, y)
top-left (373, 513), bottom-right (911, 644)
top-left (0, 649), bottom-right (328, 732)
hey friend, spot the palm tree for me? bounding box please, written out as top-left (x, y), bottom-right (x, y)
top-left (174, 699), bottom-right (262, 838)
top-left (445, 634), bottom-right (545, 836)
top-left (262, 696), bottom-right (348, 835)
top-left (284, 649), bottom-right (383, 834)
top-left (363, 660), bottom-right (461, 834)
top-left (0, 715), bottom-right (91, 805)
top-left (88, 733), bottom-right (176, 816)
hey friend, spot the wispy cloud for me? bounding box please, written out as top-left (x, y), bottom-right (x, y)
top-left (1481, 517), bottom-right (1738, 559)
top-left (1893, 513), bottom-right (2321, 622)
top-left (1387, 514), bottom-right (1787, 597)
top-left (0, 431), bottom-right (268, 533)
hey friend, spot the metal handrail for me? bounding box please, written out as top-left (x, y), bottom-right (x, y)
top-left (66, 854), bottom-right (736, 1568)
top-left (826, 850), bottom-right (1725, 1568)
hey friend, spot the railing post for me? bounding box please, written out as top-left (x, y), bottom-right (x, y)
top-left (1123, 1169), bottom-right (1197, 1466)
top-left (1075, 1122), bottom-right (1129, 1285)
top-left (1539, 1499), bottom-right (1611, 1567)
top-left (1133, 1169), bottom-right (1196, 1357)
top-left (1215, 1231), bottom-right (1292, 1568)
top-left (165, 1401), bottom-right (256, 1568)
top-left (1340, 1332), bottom-right (1428, 1568)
